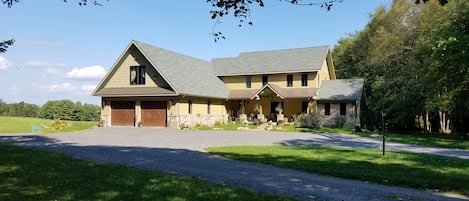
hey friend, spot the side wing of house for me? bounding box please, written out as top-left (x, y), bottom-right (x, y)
top-left (316, 79), bottom-right (364, 128)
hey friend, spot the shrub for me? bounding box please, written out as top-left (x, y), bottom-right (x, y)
top-left (51, 119), bottom-right (67, 131)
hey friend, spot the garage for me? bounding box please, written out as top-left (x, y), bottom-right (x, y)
top-left (141, 101), bottom-right (167, 127)
top-left (111, 101), bottom-right (135, 126)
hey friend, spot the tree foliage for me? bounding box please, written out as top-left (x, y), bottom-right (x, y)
top-left (333, 0), bottom-right (468, 133)
top-left (39, 100), bottom-right (100, 121)
top-left (0, 99), bottom-right (100, 121)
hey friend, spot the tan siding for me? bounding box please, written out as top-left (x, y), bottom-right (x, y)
top-left (104, 47), bottom-right (163, 88)
top-left (221, 71), bottom-right (322, 91)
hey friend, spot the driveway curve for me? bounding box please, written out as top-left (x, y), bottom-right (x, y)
top-left (1, 127), bottom-right (468, 201)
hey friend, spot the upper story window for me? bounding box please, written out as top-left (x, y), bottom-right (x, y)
top-left (262, 75), bottom-right (268, 86)
top-left (245, 76), bottom-right (252, 89)
top-left (188, 99), bottom-right (193, 114)
top-left (301, 73), bottom-right (308, 87)
top-left (130, 66), bottom-right (146, 85)
top-left (340, 103), bottom-right (346, 116)
top-left (286, 74), bottom-right (293, 87)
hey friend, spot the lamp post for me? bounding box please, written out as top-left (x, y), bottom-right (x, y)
top-left (381, 109), bottom-right (386, 156)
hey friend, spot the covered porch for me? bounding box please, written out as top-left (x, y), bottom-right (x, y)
top-left (226, 84), bottom-right (319, 124)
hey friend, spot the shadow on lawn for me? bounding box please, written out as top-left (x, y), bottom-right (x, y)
top-left (0, 135), bottom-right (291, 201)
top-left (0, 135), bottom-right (467, 201)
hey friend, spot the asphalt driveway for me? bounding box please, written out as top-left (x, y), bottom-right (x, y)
top-left (1, 127), bottom-right (468, 201)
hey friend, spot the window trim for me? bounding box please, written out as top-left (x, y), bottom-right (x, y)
top-left (286, 74), bottom-right (293, 87)
top-left (324, 103), bottom-right (330, 116)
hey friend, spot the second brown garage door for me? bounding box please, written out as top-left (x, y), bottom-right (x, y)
top-left (141, 101), bottom-right (167, 127)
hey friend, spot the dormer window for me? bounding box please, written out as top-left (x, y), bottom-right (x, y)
top-left (130, 66), bottom-right (146, 85)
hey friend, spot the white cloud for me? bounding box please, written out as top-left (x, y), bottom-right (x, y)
top-left (46, 68), bottom-right (61, 75)
top-left (0, 56), bottom-right (14, 70)
top-left (46, 83), bottom-right (76, 93)
top-left (8, 86), bottom-right (22, 92)
top-left (66, 65), bottom-right (107, 80)
top-left (23, 60), bottom-right (66, 68)
top-left (81, 84), bottom-right (96, 91)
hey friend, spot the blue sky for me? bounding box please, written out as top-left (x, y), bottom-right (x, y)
top-left (0, 0), bottom-right (391, 106)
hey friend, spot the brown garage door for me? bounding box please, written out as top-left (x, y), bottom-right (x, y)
top-left (111, 101), bottom-right (135, 126)
top-left (141, 101), bottom-right (167, 127)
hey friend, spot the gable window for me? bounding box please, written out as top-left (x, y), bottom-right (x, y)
top-left (340, 103), bottom-right (346, 116)
top-left (324, 103), bottom-right (330, 116)
top-left (245, 76), bottom-right (252, 88)
top-left (188, 99), bottom-right (193, 114)
top-left (286, 74), bottom-right (293, 87)
top-left (207, 101), bottom-right (211, 115)
top-left (301, 73), bottom-right (308, 87)
top-left (262, 75), bottom-right (268, 86)
top-left (130, 66), bottom-right (146, 85)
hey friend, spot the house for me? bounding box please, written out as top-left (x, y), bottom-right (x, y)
top-left (92, 40), bottom-right (363, 128)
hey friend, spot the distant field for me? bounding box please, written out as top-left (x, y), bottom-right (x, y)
top-left (0, 116), bottom-right (97, 134)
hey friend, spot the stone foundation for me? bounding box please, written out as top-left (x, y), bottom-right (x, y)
top-left (167, 114), bottom-right (229, 129)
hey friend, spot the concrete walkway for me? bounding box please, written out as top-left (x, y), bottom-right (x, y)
top-left (1, 127), bottom-right (468, 201)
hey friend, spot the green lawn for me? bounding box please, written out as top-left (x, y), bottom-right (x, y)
top-left (0, 116), bottom-right (97, 134)
top-left (0, 143), bottom-right (292, 201)
top-left (276, 124), bottom-right (469, 150)
top-left (206, 145), bottom-right (469, 196)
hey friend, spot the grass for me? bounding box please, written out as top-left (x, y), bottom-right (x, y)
top-left (276, 124), bottom-right (469, 150)
top-left (206, 145), bottom-right (469, 196)
top-left (0, 143), bottom-right (292, 201)
top-left (0, 116), bottom-right (97, 134)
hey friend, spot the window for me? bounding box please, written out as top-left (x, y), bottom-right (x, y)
top-left (245, 76), bottom-right (252, 88)
top-left (130, 66), bottom-right (146, 85)
top-left (301, 73), bottom-right (308, 87)
top-left (262, 75), bottom-right (268, 86)
top-left (340, 103), bottom-right (346, 116)
top-left (286, 74), bottom-right (293, 87)
top-left (302, 101), bottom-right (308, 114)
top-left (324, 103), bottom-right (330, 115)
top-left (188, 99), bottom-right (193, 114)
top-left (207, 101), bottom-right (211, 114)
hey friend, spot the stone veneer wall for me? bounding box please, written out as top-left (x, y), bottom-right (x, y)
top-left (167, 114), bottom-right (229, 128)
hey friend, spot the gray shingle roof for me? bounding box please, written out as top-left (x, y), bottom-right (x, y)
top-left (316, 79), bottom-right (364, 101)
top-left (133, 40), bottom-right (230, 99)
top-left (211, 45), bottom-right (330, 76)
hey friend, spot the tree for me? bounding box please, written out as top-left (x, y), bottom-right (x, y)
top-left (333, 0), bottom-right (468, 134)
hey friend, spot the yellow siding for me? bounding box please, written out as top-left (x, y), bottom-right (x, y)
top-left (317, 60), bottom-right (331, 87)
top-left (104, 47), bottom-right (158, 88)
top-left (222, 71), bottom-right (323, 91)
top-left (177, 97), bottom-right (226, 115)
top-left (283, 99), bottom-right (302, 117)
